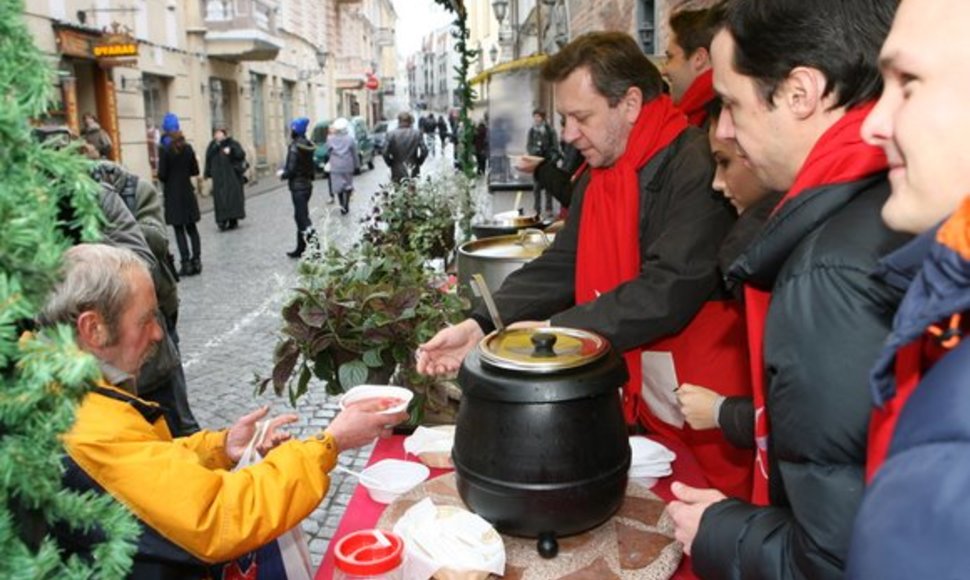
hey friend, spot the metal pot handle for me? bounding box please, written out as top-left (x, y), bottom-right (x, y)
top-left (518, 228), bottom-right (551, 249)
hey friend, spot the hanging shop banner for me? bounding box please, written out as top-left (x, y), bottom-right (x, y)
top-left (94, 29), bottom-right (139, 68)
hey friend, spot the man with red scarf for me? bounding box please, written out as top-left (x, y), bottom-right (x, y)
top-left (663, 4), bottom-right (723, 127)
top-left (419, 32), bottom-right (753, 498)
top-left (668, 1), bottom-right (909, 579)
top-left (847, 1), bottom-right (970, 577)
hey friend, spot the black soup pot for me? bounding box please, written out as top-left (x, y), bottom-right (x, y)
top-left (452, 327), bottom-right (630, 558)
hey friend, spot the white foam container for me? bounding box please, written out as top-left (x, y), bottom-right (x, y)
top-left (339, 385), bottom-right (413, 414)
top-left (359, 459), bottom-right (430, 504)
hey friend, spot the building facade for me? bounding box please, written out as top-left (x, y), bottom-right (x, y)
top-left (25, 0), bottom-right (395, 180)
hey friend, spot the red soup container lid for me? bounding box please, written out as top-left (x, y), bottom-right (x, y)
top-left (334, 529), bottom-right (404, 575)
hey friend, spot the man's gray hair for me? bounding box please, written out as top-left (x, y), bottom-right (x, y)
top-left (39, 244), bottom-right (149, 343)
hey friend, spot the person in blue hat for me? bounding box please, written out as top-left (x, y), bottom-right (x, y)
top-left (157, 112), bottom-right (203, 276)
top-left (280, 117), bottom-right (316, 258)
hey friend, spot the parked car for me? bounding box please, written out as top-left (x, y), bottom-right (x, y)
top-left (372, 118), bottom-right (399, 155)
top-left (350, 116), bottom-right (376, 173)
top-left (311, 120), bottom-right (330, 177)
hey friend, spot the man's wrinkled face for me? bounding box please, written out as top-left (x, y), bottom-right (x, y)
top-left (663, 34), bottom-right (696, 104)
top-left (862, 0), bottom-right (970, 234)
top-left (556, 67), bottom-right (638, 168)
top-left (712, 30), bottom-right (798, 192)
top-left (99, 268), bottom-right (163, 376)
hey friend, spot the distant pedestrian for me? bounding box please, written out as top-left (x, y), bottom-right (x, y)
top-left (281, 116), bottom-right (316, 258)
top-left (326, 117), bottom-right (359, 215)
top-left (437, 115), bottom-right (449, 153)
top-left (526, 109), bottom-right (559, 216)
top-left (157, 113), bottom-right (203, 277)
top-left (473, 116), bottom-right (489, 176)
top-left (422, 113), bottom-right (437, 156)
top-left (81, 112), bottom-right (112, 159)
top-left (383, 112), bottom-right (428, 184)
top-left (204, 127), bottom-right (247, 231)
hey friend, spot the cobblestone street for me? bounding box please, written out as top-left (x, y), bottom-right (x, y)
top-left (171, 149), bottom-right (463, 567)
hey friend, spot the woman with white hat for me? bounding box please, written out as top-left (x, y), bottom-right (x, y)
top-left (326, 117), bottom-right (359, 215)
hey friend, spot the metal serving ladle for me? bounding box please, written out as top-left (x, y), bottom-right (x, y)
top-left (471, 273), bottom-right (505, 334)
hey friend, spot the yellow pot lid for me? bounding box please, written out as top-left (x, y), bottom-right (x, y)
top-left (478, 327), bottom-right (609, 373)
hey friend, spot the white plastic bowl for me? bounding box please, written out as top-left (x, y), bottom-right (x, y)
top-left (359, 459), bottom-right (430, 504)
top-left (339, 385), bottom-right (413, 414)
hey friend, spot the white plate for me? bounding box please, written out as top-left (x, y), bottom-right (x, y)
top-left (339, 385), bottom-right (413, 414)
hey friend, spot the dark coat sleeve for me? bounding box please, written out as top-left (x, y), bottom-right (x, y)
top-left (187, 145), bottom-right (200, 177)
top-left (204, 142), bottom-right (216, 179)
top-left (693, 265), bottom-right (903, 580)
top-left (719, 396), bottom-right (754, 449)
top-left (281, 143), bottom-right (297, 180)
top-left (533, 159), bottom-right (573, 208)
top-left (473, 130), bottom-right (734, 353)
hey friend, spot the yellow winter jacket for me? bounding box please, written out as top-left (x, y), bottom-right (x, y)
top-left (62, 382), bottom-right (338, 563)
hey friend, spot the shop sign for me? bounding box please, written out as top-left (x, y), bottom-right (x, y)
top-left (94, 31), bottom-right (139, 67)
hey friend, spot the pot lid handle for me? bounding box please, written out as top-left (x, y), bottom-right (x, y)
top-left (530, 332), bottom-right (557, 357)
top-left (518, 228), bottom-right (551, 249)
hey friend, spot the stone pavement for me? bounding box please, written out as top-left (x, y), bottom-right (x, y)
top-left (170, 149), bottom-right (473, 568)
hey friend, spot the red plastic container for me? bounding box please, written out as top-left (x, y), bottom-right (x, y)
top-left (333, 529), bottom-right (404, 579)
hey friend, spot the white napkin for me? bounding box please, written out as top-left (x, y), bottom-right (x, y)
top-left (393, 499), bottom-right (505, 579)
top-left (629, 436), bottom-right (676, 478)
top-left (404, 425), bottom-right (455, 467)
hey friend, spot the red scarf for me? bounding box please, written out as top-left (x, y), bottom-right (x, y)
top-left (676, 69), bottom-right (715, 127)
top-left (575, 95), bottom-right (688, 424)
top-left (746, 102), bottom-right (887, 504)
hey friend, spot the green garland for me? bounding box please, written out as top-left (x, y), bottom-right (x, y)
top-left (434, 0), bottom-right (478, 240)
top-left (0, 0), bottom-right (138, 576)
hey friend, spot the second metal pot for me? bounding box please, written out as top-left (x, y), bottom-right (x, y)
top-left (456, 229), bottom-right (553, 313)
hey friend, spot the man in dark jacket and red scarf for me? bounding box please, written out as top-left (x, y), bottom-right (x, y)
top-left (662, 4), bottom-right (723, 127)
top-left (847, 1), bottom-right (970, 577)
top-left (418, 31), bottom-right (753, 499)
top-left (668, 1), bottom-right (909, 578)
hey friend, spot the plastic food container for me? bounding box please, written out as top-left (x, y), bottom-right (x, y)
top-left (339, 385), bottom-right (413, 414)
top-left (334, 529), bottom-right (404, 579)
top-left (359, 459), bottom-right (430, 504)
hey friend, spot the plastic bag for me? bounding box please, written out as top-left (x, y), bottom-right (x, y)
top-left (218, 422), bottom-right (314, 580)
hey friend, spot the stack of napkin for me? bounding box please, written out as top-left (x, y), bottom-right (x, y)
top-left (629, 436), bottom-right (676, 487)
top-left (393, 499), bottom-right (505, 579)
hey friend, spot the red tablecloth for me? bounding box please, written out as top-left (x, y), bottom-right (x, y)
top-left (316, 435), bottom-right (705, 579)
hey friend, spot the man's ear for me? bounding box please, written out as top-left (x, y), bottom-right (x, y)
top-left (622, 86), bottom-right (644, 124)
top-left (781, 66), bottom-right (828, 120)
top-left (690, 47), bottom-right (711, 73)
top-left (76, 310), bottom-right (105, 350)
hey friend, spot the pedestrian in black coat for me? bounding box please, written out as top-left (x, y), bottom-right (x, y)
top-left (281, 117), bottom-right (316, 258)
top-left (204, 127), bottom-right (247, 231)
top-left (157, 113), bottom-right (202, 276)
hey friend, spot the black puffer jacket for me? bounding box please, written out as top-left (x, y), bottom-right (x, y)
top-left (281, 135), bottom-right (315, 192)
top-left (692, 174), bottom-right (910, 580)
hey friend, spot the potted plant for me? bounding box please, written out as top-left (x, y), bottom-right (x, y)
top-left (258, 240), bottom-right (467, 423)
top-left (361, 172), bottom-right (470, 262)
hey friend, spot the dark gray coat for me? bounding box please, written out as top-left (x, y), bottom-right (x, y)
top-left (204, 137), bottom-right (246, 223)
top-left (470, 128), bottom-right (736, 352)
top-left (383, 127), bottom-right (428, 183)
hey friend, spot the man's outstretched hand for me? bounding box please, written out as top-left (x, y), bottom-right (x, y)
top-left (416, 319), bottom-right (484, 376)
top-left (225, 406), bottom-right (300, 463)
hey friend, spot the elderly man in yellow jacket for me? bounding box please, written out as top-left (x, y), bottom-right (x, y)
top-left (41, 243), bottom-right (407, 577)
